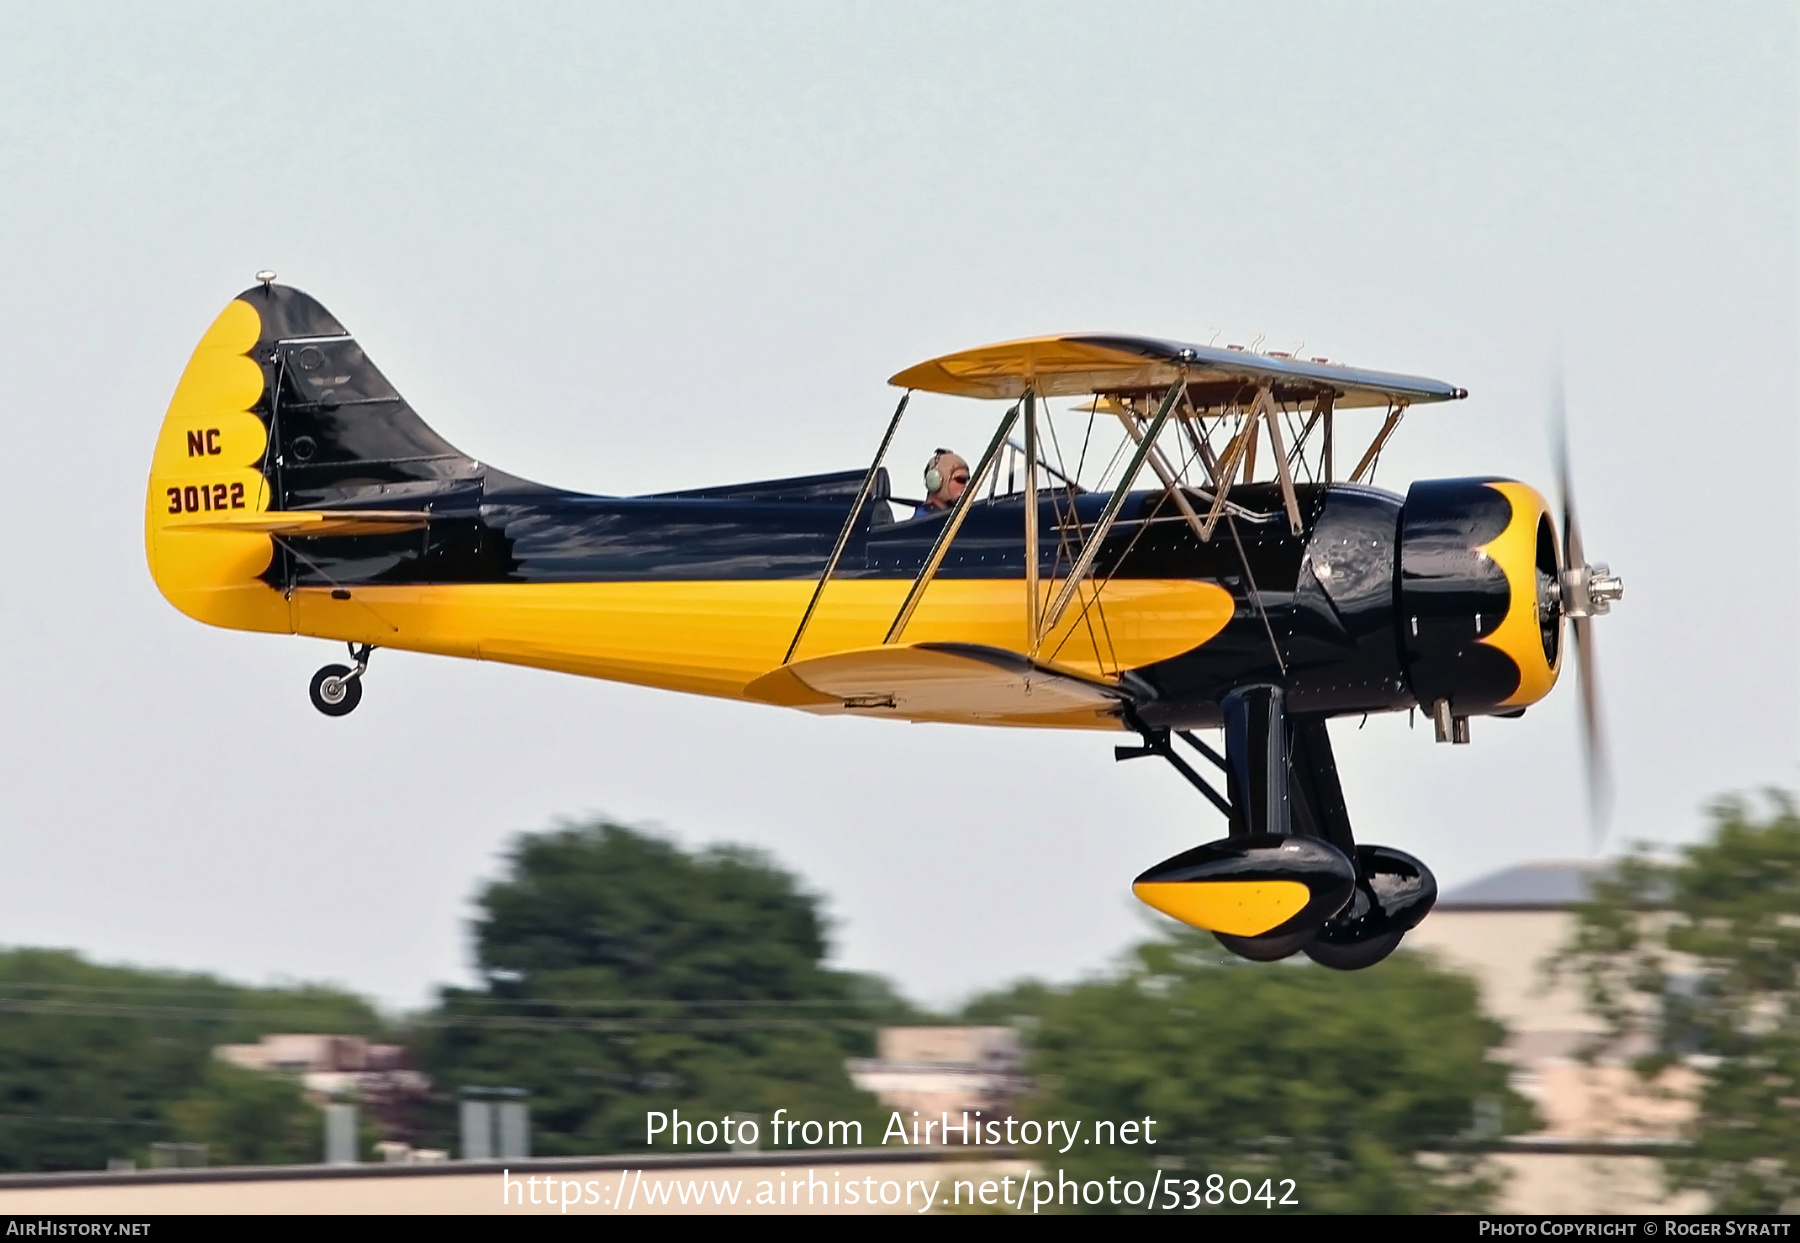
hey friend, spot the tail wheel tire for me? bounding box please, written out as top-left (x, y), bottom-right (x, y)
top-left (1302, 930), bottom-right (1405, 971)
top-left (309, 665), bottom-right (362, 717)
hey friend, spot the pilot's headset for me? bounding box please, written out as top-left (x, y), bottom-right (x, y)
top-left (924, 449), bottom-right (953, 495)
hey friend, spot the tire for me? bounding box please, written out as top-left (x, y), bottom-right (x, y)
top-left (1214, 929), bottom-right (1317, 963)
top-left (309, 665), bottom-right (362, 717)
top-left (1302, 930), bottom-right (1405, 971)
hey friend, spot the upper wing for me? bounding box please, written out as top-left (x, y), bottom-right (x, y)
top-left (890, 333), bottom-right (1466, 409)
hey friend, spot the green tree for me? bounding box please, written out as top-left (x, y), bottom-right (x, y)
top-left (1558, 791), bottom-right (1800, 1212)
top-left (983, 934), bottom-right (1529, 1214)
top-left (0, 948), bottom-right (378, 1171)
top-left (412, 820), bottom-right (889, 1154)
top-left (166, 1062), bottom-right (322, 1166)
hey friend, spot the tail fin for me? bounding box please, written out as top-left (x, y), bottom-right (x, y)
top-left (145, 283), bottom-right (482, 631)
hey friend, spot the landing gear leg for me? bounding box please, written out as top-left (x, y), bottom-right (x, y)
top-left (1123, 693), bottom-right (1439, 968)
top-left (1211, 685), bottom-right (1352, 963)
top-left (309, 644), bottom-right (374, 717)
top-left (1124, 689), bottom-right (1357, 962)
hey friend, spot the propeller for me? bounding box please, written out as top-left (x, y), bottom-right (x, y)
top-left (1550, 374), bottom-right (1625, 848)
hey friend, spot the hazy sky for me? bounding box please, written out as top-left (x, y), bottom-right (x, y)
top-left (0, 4), bottom-right (1793, 1011)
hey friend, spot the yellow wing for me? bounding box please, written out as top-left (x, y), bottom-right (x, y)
top-left (744, 642), bottom-right (1132, 729)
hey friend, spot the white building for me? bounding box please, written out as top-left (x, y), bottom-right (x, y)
top-left (1409, 862), bottom-right (1704, 1213)
top-left (846, 1027), bottom-right (1030, 1120)
top-left (215, 1033), bottom-right (430, 1103)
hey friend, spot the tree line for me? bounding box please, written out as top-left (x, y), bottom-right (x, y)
top-left (0, 797), bottom-right (1792, 1212)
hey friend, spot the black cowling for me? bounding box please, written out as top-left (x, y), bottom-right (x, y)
top-left (1397, 479), bottom-right (1520, 715)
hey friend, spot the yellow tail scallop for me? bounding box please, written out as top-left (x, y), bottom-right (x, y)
top-left (145, 299), bottom-right (288, 634)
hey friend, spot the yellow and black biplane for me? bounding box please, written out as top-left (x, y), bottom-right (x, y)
top-left (147, 279), bottom-right (1622, 969)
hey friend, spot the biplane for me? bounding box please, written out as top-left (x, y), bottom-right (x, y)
top-left (146, 278), bottom-right (1622, 969)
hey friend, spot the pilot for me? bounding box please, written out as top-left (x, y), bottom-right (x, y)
top-left (917, 449), bottom-right (970, 517)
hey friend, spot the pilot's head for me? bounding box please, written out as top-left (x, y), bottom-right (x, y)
top-left (924, 450), bottom-right (970, 510)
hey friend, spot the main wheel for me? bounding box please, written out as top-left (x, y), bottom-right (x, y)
top-left (1214, 929), bottom-right (1317, 963)
top-left (1301, 845), bottom-right (1436, 971)
top-left (1302, 930), bottom-right (1405, 971)
top-left (309, 665), bottom-right (362, 717)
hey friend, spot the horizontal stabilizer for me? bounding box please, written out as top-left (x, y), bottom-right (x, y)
top-left (174, 510), bottom-right (431, 537)
top-left (744, 642), bottom-right (1130, 727)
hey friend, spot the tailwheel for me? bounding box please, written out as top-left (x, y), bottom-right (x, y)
top-left (309, 665), bottom-right (361, 716)
top-left (308, 644), bottom-right (373, 717)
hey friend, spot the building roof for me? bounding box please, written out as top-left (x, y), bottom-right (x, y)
top-left (1436, 861), bottom-right (1611, 910)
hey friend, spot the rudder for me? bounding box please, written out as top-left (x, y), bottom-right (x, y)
top-left (145, 294), bottom-right (285, 632)
top-left (145, 282), bottom-right (491, 633)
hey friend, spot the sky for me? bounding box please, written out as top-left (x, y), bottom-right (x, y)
top-left (0, 3), bottom-right (1794, 1013)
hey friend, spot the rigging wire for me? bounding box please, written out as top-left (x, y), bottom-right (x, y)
top-left (1226, 513), bottom-right (1288, 676)
top-left (1074, 407), bottom-right (1096, 484)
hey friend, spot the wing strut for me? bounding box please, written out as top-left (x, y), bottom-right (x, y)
top-left (784, 389), bottom-right (911, 664)
top-left (1257, 386), bottom-right (1305, 536)
top-left (884, 403), bottom-right (1020, 645)
top-left (1318, 392), bottom-right (1337, 482)
top-left (1109, 402), bottom-right (1212, 547)
top-left (1176, 390), bottom-right (1223, 487)
top-left (1350, 402), bottom-right (1406, 483)
top-left (1198, 404), bottom-right (1255, 540)
top-left (1037, 374), bottom-right (1186, 643)
top-left (1023, 388), bottom-right (1041, 646)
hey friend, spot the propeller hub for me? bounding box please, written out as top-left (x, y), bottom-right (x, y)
top-left (1560, 562), bottom-right (1623, 619)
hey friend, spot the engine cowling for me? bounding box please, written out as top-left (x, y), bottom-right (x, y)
top-left (1398, 478), bottom-right (1562, 717)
